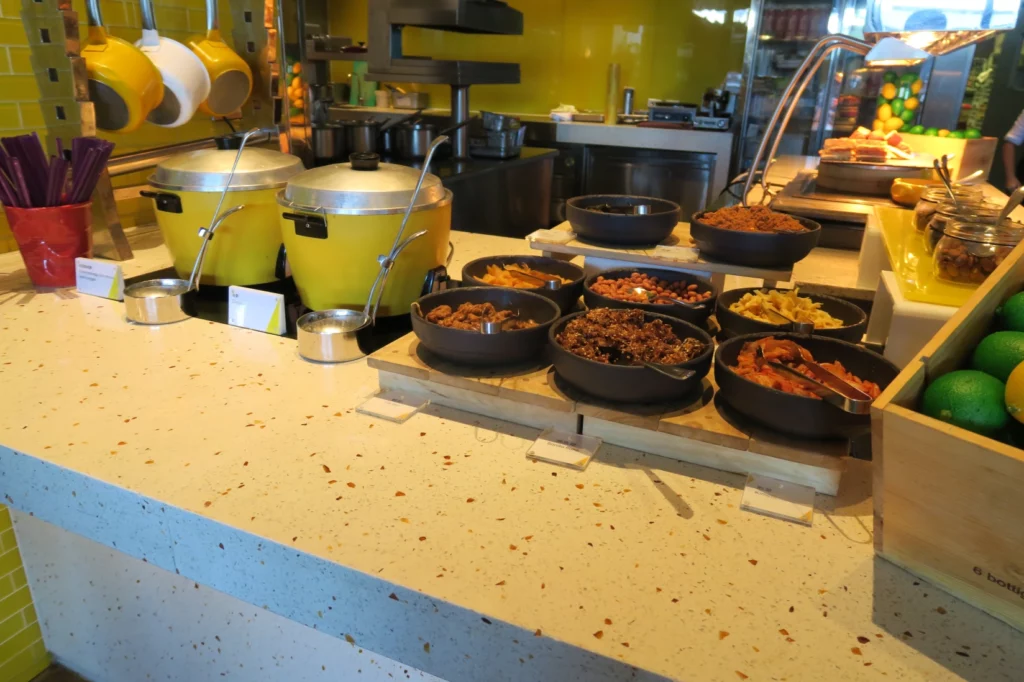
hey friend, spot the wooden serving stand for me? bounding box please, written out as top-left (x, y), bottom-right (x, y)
top-left (528, 221), bottom-right (795, 289)
top-left (369, 334), bottom-right (848, 495)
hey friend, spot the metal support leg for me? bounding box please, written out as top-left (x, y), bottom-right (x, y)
top-left (451, 85), bottom-right (470, 159)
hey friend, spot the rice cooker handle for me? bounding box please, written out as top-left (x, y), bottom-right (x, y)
top-left (140, 190), bottom-right (182, 214)
top-left (282, 212), bottom-right (327, 240)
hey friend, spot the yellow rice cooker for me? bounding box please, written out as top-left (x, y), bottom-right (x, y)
top-left (145, 148), bottom-right (304, 286)
top-left (278, 155), bottom-right (452, 315)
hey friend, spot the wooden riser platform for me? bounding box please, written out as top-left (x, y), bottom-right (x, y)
top-left (368, 334), bottom-right (848, 495)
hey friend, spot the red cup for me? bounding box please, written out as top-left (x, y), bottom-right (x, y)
top-left (6, 202), bottom-right (93, 288)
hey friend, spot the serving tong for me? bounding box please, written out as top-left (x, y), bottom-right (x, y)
top-left (505, 267), bottom-right (562, 290)
top-left (761, 306), bottom-right (814, 333)
top-left (630, 285), bottom-right (706, 311)
top-left (753, 344), bottom-right (872, 414)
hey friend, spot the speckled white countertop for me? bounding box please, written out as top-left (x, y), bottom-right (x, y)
top-left (1, 228), bottom-right (1022, 682)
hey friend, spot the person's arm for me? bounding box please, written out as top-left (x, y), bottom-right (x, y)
top-left (1003, 141), bottom-right (1021, 192)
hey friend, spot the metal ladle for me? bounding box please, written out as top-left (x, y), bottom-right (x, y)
top-left (630, 286), bottom-right (706, 311)
top-left (754, 345), bottom-right (873, 414)
top-left (124, 204), bottom-right (245, 324)
top-left (297, 135), bottom-right (451, 362)
top-left (934, 155), bottom-right (959, 210)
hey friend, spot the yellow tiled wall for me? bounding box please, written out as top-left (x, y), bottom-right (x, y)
top-left (0, 0), bottom-right (267, 253)
top-left (0, 505), bottom-right (49, 682)
top-left (328, 0), bottom-right (750, 115)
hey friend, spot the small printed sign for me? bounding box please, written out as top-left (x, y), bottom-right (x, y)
top-left (740, 474), bottom-right (815, 526)
top-left (356, 390), bottom-right (428, 423)
top-left (653, 244), bottom-right (700, 262)
top-left (75, 257), bottom-right (124, 301)
top-left (227, 286), bottom-right (286, 336)
top-left (526, 428), bottom-right (601, 471)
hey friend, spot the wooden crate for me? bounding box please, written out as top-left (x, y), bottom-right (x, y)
top-left (872, 240), bottom-right (1024, 632)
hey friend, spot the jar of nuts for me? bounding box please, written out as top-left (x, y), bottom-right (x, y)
top-left (933, 219), bottom-right (1024, 286)
top-left (924, 202), bottom-right (1003, 255)
top-left (914, 186), bottom-right (984, 232)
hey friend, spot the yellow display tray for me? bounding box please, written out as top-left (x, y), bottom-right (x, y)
top-left (877, 205), bottom-right (977, 307)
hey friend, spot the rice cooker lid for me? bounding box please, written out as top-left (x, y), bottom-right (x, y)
top-left (281, 153), bottom-right (446, 215)
top-left (149, 148), bottom-right (304, 192)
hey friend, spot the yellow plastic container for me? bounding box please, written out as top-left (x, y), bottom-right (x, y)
top-left (146, 148), bottom-right (303, 286)
top-left (278, 159), bottom-right (452, 315)
top-left (876, 204), bottom-right (978, 307)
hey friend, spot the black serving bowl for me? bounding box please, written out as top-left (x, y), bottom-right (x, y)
top-left (548, 309), bottom-right (713, 403)
top-left (567, 194), bottom-right (680, 246)
top-left (461, 255), bottom-right (585, 314)
top-left (714, 332), bottom-right (899, 439)
top-left (715, 287), bottom-right (868, 343)
top-left (411, 287), bottom-right (560, 366)
top-left (689, 210), bottom-right (821, 268)
top-left (583, 267), bottom-right (717, 326)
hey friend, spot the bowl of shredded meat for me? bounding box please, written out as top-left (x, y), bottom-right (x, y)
top-left (549, 308), bottom-right (713, 403)
top-left (411, 287), bottom-right (560, 366)
top-left (690, 206), bottom-right (821, 269)
top-left (714, 333), bottom-right (899, 439)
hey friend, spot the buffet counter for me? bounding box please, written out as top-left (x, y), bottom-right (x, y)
top-left (1, 226), bottom-right (1022, 681)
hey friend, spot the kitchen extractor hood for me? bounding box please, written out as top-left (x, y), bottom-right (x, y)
top-left (865, 0), bottom-right (1018, 57)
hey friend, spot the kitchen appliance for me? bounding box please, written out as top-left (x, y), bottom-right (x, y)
top-left (816, 158), bottom-right (933, 195)
top-left (311, 123), bottom-right (345, 166)
top-left (648, 102), bottom-right (696, 125)
top-left (188, 0), bottom-right (253, 116)
top-left (135, 0), bottom-right (210, 127)
top-left (277, 148), bottom-right (453, 314)
top-left (693, 116), bottom-right (731, 131)
top-left (82, 0), bottom-right (163, 133)
top-left (143, 147), bottom-right (303, 286)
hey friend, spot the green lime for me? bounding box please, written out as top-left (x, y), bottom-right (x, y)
top-left (948, 130), bottom-right (965, 139)
top-left (900, 122), bottom-right (913, 132)
top-left (971, 331), bottom-right (1024, 382)
top-left (965, 128), bottom-right (982, 139)
top-left (883, 71), bottom-right (898, 84)
top-left (998, 292), bottom-right (1024, 332)
top-left (891, 98), bottom-right (905, 116)
top-left (921, 370), bottom-right (1008, 437)
top-left (910, 124), bottom-right (925, 134)
top-left (924, 127), bottom-right (939, 136)
top-left (900, 109), bottom-right (915, 123)
top-left (877, 95), bottom-right (888, 107)
top-left (900, 73), bottom-right (917, 84)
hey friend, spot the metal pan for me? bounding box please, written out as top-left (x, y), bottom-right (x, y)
top-left (549, 310), bottom-right (713, 403)
top-left (714, 332), bottom-right (899, 439)
top-left (461, 255), bottom-right (585, 314)
top-left (411, 287), bottom-right (560, 366)
top-left (567, 194), bottom-right (680, 246)
top-left (583, 267), bottom-right (717, 325)
top-left (689, 210), bottom-right (821, 268)
top-left (816, 159), bottom-right (932, 196)
top-left (715, 287), bottom-right (867, 342)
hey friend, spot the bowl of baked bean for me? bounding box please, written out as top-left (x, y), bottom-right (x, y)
top-left (689, 206), bottom-right (821, 268)
top-left (583, 268), bottom-right (717, 325)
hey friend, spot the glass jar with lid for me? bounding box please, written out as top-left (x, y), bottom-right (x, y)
top-left (925, 201), bottom-right (1003, 254)
top-left (933, 219), bottom-right (1024, 285)
top-left (913, 186), bottom-right (985, 231)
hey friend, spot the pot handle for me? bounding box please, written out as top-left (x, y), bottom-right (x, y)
top-left (282, 211), bottom-right (328, 239)
top-left (140, 190), bottom-right (183, 214)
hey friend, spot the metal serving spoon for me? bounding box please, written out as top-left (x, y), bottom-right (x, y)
top-left (754, 344), bottom-right (873, 414)
top-left (631, 286), bottom-right (706, 311)
top-left (934, 156), bottom-right (959, 209)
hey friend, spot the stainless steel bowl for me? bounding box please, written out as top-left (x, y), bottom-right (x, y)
top-left (124, 278), bottom-right (192, 324)
top-left (297, 309), bottom-right (371, 363)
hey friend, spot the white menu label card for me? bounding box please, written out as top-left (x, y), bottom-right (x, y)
top-left (356, 390), bottom-right (428, 423)
top-left (653, 244), bottom-right (700, 262)
top-left (75, 257), bottom-right (124, 301)
top-left (526, 428), bottom-right (601, 471)
top-left (527, 229), bottom-right (576, 245)
top-left (740, 474), bottom-right (815, 526)
top-left (227, 286), bottom-right (286, 336)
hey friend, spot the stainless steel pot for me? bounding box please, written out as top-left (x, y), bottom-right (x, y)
top-left (395, 121), bottom-right (437, 159)
top-left (311, 123), bottom-right (345, 166)
top-left (342, 120), bottom-right (380, 154)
